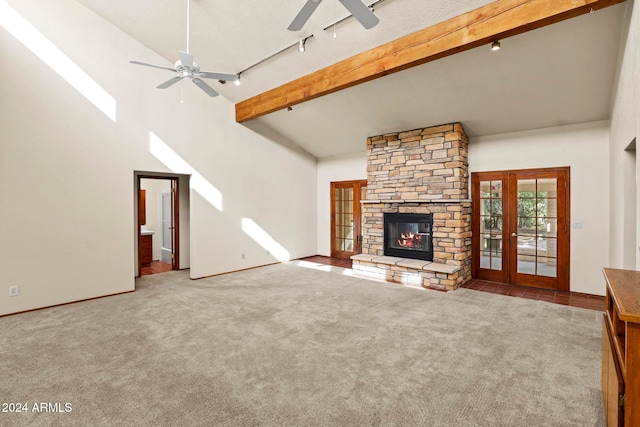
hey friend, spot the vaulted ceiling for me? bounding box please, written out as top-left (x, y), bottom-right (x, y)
top-left (76, 0), bottom-right (626, 158)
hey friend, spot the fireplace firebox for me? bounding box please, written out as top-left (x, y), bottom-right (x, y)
top-left (384, 213), bottom-right (433, 261)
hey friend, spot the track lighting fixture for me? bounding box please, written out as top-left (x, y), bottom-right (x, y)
top-left (491, 41), bottom-right (501, 51)
top-left (235, 73), bottom-right (241, 86)
top-left (236, 35), bottom-right (314, 79)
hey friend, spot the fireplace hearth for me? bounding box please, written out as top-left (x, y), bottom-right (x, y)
top-left (384, 213), bottom-right (433, 261)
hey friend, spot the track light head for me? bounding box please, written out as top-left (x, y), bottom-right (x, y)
top-left (235, 74), bottom-right (241, 86)
top-left (298, 39), bottom-right (306, 53)
top-left (491, 40), bottom-right (501, 51)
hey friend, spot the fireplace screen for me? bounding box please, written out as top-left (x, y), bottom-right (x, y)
top-left (384, 213), bottom-right (433, 261)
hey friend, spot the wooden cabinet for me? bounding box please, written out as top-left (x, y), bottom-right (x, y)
top-left (139, 189), bottom-right (146, 225)
top-left (140, 234), bottom-right (152, 267)
top-left (602, 268), bottom-right (640, 426)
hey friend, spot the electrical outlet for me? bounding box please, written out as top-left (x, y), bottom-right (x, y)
top-left (9, 285), bottom-right (18, 297)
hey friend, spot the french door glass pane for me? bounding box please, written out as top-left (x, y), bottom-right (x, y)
top-left (537, 178), bottom-right (558, 198)
top-left (516, 178), bottom-right (557, 277)
top-left (479, 180), bottom-right (503, 272)
top-left (536, 256), bottom-right (557, 277)
top-left (480, 250), bottom-right (490, 269)
top-left (491, 255), bottom-right (502, 271)
top-left (537, 218), bottom-right (557, 237)
top-left (517, 254), bottom-right (536, 275)
top-left (334, 187), bottom-right (354, 253)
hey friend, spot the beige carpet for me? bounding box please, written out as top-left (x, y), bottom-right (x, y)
top-left (0, 261), bottom-right (604, 426)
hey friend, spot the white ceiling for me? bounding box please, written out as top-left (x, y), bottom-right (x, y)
top-left (76, 0), bottom-right (626, 158)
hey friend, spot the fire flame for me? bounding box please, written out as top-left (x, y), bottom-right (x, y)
top-left (398, 232), bottom-right (424, 248)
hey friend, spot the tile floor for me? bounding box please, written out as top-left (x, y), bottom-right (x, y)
top-left (461, 279), bottom-right (606, 311)
top-left (302, 255), bottom-right (605, 312)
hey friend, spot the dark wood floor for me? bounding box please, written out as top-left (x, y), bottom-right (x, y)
top-left (299, 255), bottom-right (354, 269)
top-left (299, 255), bottom-right (605, 311)
top-left (141, 261), bottom-right (173, 276)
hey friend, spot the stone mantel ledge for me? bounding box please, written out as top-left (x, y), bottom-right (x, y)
top-left (361, 199), bottom-right (471, 204)
top-left (351, 254), bottom-right (461, 274)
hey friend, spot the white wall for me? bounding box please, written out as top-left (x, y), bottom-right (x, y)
top-left (316, 153), bottom-right (367, 256)
top-left (0, 0), bottom-right (317, 316)
top-left (610, 0), bottom-right (640, 269)
top-left (469, 121), bottom-right (611, 295)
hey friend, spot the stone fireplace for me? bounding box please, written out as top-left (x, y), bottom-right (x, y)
top-left (351, 123), bottom-right (472, 290)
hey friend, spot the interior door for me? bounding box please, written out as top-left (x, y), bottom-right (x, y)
top-left (472, 167), bottom-right (569, 291)
top-left (168, 179), bottom-right (178, 270)
top-left (160, 190), bottom-right (174, 265)
top-left (331, 180), bottom-right (367, 259)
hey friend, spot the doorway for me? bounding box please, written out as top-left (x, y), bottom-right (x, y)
top-left (137, 176), bottom-right (179, 276)
top-left (471, 167), bottom-right (570, 291)
top-left (330, 180), bottom-right (367, 259)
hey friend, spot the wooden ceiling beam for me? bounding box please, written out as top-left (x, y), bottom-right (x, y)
top-left (235, 0), bottom-right (626, 123)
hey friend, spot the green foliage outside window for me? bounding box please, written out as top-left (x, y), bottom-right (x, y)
top-left (517, 191), bottom-right (548, 229)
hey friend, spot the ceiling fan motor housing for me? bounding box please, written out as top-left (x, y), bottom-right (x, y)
top-left (175, 59), bottom-right (200, 77)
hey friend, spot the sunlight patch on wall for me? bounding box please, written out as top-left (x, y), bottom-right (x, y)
top-left (241, 218), bottom-right (290, 262)
top-left (149, 132), bottom-right (223, 211)
top-left (0, 0), bottom-right (116, 121)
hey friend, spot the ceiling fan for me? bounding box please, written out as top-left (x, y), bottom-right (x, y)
top-left (288, 0), bottom-right (380, 31)
top-left (129, 0), bottom-right (238, 97)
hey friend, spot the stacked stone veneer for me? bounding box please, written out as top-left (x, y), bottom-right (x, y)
top-left (352, 123), bottom-right (472, 290)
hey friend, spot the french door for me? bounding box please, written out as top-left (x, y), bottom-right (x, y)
top-left (330, 180), bottom-right (367, 259)
top-left (471, 167), bottom-right (569, 291)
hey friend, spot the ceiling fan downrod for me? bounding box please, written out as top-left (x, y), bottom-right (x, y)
top-left (186, 0), bottom-right (190, 53)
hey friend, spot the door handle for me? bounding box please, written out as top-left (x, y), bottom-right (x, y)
top-left (511, 232), bottom-right (518, 237)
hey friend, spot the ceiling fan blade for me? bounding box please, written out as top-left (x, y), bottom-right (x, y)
top-left (157, 76), bottom-right (183, 89)
top-left (130, 60), bottom-right (177, 72)
top-left (199, 71), bottom-right (239, 81)
top-left (288, 0), bottom-right (322, 31)
top-left (340, 0), bottom-right (379, 29)
top-left (192, 78), bottom-right (219, 97)
top-left (179, 50), bottom-right (194, 68)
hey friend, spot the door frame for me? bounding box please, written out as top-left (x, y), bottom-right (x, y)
top-left (136, 174), bottom-right (180, 276)
top-left (330, 180), bottom-right (367, 259)
top-left (471, 167), bottom-right (570, 291)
